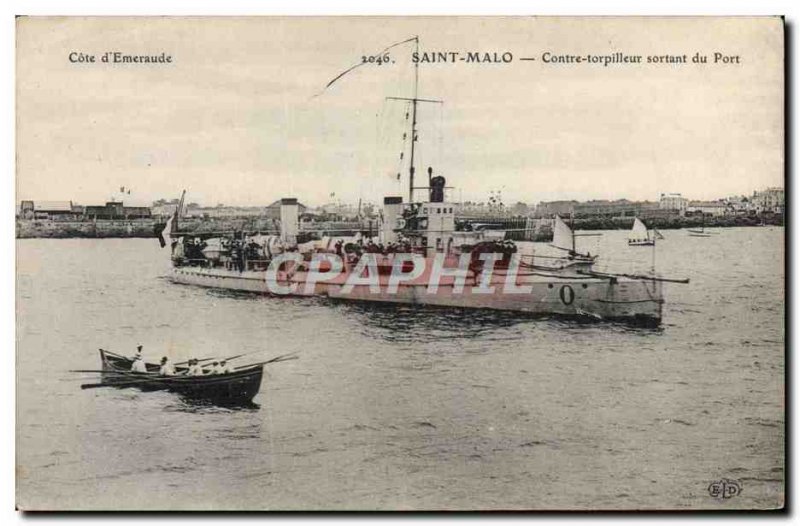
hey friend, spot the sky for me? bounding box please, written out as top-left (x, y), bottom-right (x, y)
top-left (16, 16), bottom-right (784, 207)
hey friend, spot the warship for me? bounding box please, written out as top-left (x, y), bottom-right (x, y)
top-left (161, 37), bottom-right (688, 325)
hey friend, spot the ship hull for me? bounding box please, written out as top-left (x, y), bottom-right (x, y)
top-left (325, 275), bottom-right (662, 324)
top-left (171, 266), bottom-right (271, 293)
top-left (628, 240), bottom-right (655, 246)
top-left (169, 266), bottom-right (663, 325)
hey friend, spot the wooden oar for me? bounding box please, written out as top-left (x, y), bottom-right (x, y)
top-left (68, 369), bottom-right (156, 374)
top-left (173, 356), bottom-right (217, 366)
top-left (235, 353), bottom-right (299, 370)
top-left (200, 353), bottom-right (246, 364)
top-left (576, 269), bottom-right (690, 284)
top-left (174, 352), bottom-right (253, 367)
top-left (81, 375), bottom-right (167, 390)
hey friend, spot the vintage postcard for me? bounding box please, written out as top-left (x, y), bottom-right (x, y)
top-left (15, 16), bottom-right (784, 510)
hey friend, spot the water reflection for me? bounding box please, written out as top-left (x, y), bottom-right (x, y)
top-left (163, 398), bottom-right (261, 413)
top-left (336, 301), bottom-right (533, 341)
top-left (332, 300), bottom-right (663, 341)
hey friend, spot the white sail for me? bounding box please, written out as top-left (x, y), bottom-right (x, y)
top-left (552, 215), bottom-right (574, 251)
top-left (629, 217), bottom-right (650, 242)
top-left (158, 214), bottom-right (173, 247)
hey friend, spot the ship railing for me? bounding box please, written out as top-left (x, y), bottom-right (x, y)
top-left (182, 258), bottom-right (210, 267)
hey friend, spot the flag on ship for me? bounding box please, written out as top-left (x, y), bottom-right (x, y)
top-left (157, 190), bottom-right (184, 248)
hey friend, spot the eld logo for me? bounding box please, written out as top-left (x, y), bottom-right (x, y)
top-left (708, 479), bottom-right (742, 499)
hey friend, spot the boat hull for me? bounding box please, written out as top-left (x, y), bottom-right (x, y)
top-left (99, 350), bottom-right (263, 405)
top-left (169, 266), bottom-right (663, 325)
top-left (172, 266), bottom-right (270, 293)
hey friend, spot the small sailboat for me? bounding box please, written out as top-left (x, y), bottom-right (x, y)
top-left (552, 215), bottom-right (599, 263)
top-left (628, 217), bottom-right (655, 246)
top-left (688, 214), bottom-right (713, 237)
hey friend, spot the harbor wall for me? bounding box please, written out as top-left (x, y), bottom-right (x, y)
top-left (15, 217), bottom-right (357, 239)
top-left (16, 219), bottom-right (160, 239)
top-left (16, 214), bottom-right (783, 239)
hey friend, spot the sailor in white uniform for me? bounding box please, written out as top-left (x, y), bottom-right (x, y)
top-left (207, 361), bottom-right (221, 375)
top-left (186, 359), bottom-right (202, 376)
top-left (130, 355), bottom-right (148, 373)
top-left (219, 360), bottom-right (234, 374)
top-left (159, 356), bottom-right (175, 376)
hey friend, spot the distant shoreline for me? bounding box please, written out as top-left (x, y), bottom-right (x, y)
top-left (15, 214), bottom-right (783, 240)
top-left (569, 214), bottom-right (783, 231)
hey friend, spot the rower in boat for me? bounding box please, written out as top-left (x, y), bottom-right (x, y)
top-left (91, 349), bottom-right (274, 405)
top-left (159, 356), bottom-right (175, 376)
top-left (185, 358), bottom-right (203, 376)
top-left (207, 361), bottom-right (222, 375)
top-left (130, 355), bottom-right (147, 373)
top-left (220, 360), bottom-right (233, 374)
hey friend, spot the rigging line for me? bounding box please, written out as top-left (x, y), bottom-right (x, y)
top-left (371, 103), bottom-right (380, 182)
top-left (375, 97), bottom-right (395, 178)
top-left (378, 98), bottom-right (396, 160)
top-left (383, 98), bottom-right (398, 148)
top-left (394, 101), bottom-right (411, 183)
top-left (377, 98), bottom-right (402, 183)
top-left (313, 36), bottom-right (418, 98)
top-left (416, 105), bottom-right (423, 175)
top-left (438, 102), bottom-right (444, 179)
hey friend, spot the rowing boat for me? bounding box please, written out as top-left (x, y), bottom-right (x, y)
top-left (98, 349), bottom-right (264, 405)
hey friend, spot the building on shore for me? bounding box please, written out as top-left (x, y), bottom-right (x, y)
top-left (19, 200), bottom-right (152, 220)
top-left (752, 187), bottom-right (785, 214)
top-left (686, 200), bottom-right (726, 217)
top-left (573, 199), bottom-right (666, 219)
top-left (185, 205), bottom-right (269, 219)
top-left (659, 193), bottom-right (689, 215)
top-left (722, 195), bottom-right (756, 216)
top-left (20, 200), bottom-right (74, 220)
top-left (533, 199), bottom-right (680, 220)
top-left (84, 201), bottom-right (152, 220)
top-left (19, 200), bottom-right (85, 220)
top-left (266, 199), bottom-right (309, 220)
top-left (313, 201), bottom-right (379, 220)
top-left (532, 201), bottom-right (578, 218)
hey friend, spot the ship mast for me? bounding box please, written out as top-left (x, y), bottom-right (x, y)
top-left (408, 37), bottom-right (419, 203)
top-left (570, 213), bottom-right (576, 254)
top-left (386, 36), bottom-right (442, 203)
